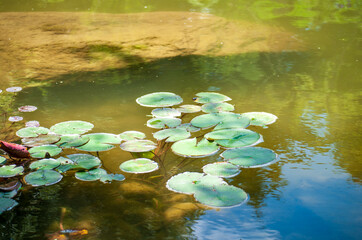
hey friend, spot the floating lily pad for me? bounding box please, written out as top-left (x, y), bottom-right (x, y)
top-left (153, 128), bottom-right (190, 142)
top-left (8, 116), bottom-right (23, 122)
top-left (151, 108), bottom-right (181, 118)
top-left (194, 92), bottom-right (231, 104)
top-left (0, 165), bottom-right (24, 177)
top-left (171, 138), bottom-right (219, 158)
top-left (24, 169), bottom-right (63, 187)
top-left (50, 120), bottom-right (94, 135)
top-left (56, 135), bottom-right (89, 148)
top-left (166, 172), bottom-right (226, 195)
top-left (118, 131), bottom-right (146, 141)
top-left (29, 145), bottom-right (62, 158)
top-left (6, 87), bottom-right (22, 93)
top-left (66, 154), bottom-right (101, 170)
top-left (241, 112), bottom-right (278, 127)
top-left (202, 162), bottom-right (240, 178)
top-left (22, 134), bottom-right (61, 147)
top-left (177, 123), bottom-right (200, 132)
top-left (120, 159), bottom-right (158, 174)
top-left (55, 157), bottom-right (76, 173)
top-left (0, 198), bottom-right (18, 214)
top-left (0, 156), bottom-right (6, 165)
top-left (18, 105), bottom-right (37, 112)
top-left (194, 184), bottom-right (248, 208)
top-left (25, 121), bottom-right (40, 127)
top-left (221, 147), bottom-right (278, 168)
top-left (0, 180), bottom-right (21, 191)
top-left (99, 173), bottom-right (125, 183)
top-left (201, 102), bottom-right (234, 113)
top-left (191, 112), bottom-right (250, 130)
top-left (146, 117), bottom-right (182, 129)
top-left (205, 128), bottom-right (263, 148)
top-left (75, 168), bottom-right (107, 181)
top-left (177, 104), bottom-right (202, 114)
top-left (76, 133), bottom-right (120, 152)
top-left (29, 158), bottom-right (60, 170)
top-left (136, 92), bottom-right (183, 107)
top-left (120, 140), bottom-right (157, 152)
top-left (16, 127), bottom-right (50, 138)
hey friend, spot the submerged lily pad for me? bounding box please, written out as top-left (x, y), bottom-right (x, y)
top-left (22, 135), bottom-right (61, 147)
top-left (151, 108), bottom-right (181, 118)
top-left (201, 102), bottom-right (234, 113)
top-left (29, 145), bottom-right (62, 158)
top-left (75, 168), bottom-right (107, 181)
top-left (153, 128), bottom-right (190, 142)
top-left (177, 104), bottom-right (202, 113)
top-left (194, 184), bottom-right (248, 208)
top-left (171, 138), bottom-right (219, 158)
top-left (166, 172), bottom-right (226, 195)
top-left (146, 117), bottom-right (182, 129)
top-left (18, 105), bottom-right (37, 112)
top-left (56, 135), bottom-right (89, 148)
top-left (24, 169), bottom-right (63, 187)
top-left (16, 127), bottom-right (49, 138)
top-left (120, 158), bottom-right (158, 174)
top-left (191, 112), bottom-right (250, 130)
top-left (241, 112), bottom-right (278, 127)
top-left (205, 128), bottom-right (263, 148)
top-left (76, 133), bottom-right (120, 152)
top-left (6, 87), bottom-right (22, 93)
top-left (0, 165), bottom-right (24, 177)
top-left (194, 92), bottom-right (231, 104)
top-left (29, 158), bottom-right (60, 170)
top-left (177, 123), bottom-right (200, 133)
top-left (66, 154), bottom-right (101, 170)
top-left (202, 162), bottom-right (240, 178)
top-left (8, 116), bottom-right (23, 122)
top-left (0, 198), bottom-right (18, 214)
top-left (0, 156), bottom-right (6, 165)
top-left (221, 147), bottom-right (278, 168)
top-left (120, 140), bottom-right (157, 152)
top-left (118, 131), bottom-right (146, 141)
top-left (50, 120), bottom-right (94, 135)
top-left (99, 173), bottom-right (125, 183)
top-left (25, 121), bottom-right (40, 127)
top-left (136, 92), bottom-right (183, 107)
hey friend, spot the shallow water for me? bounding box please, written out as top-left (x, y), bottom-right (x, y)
top-left (0, 1), bottom-right (361, 240)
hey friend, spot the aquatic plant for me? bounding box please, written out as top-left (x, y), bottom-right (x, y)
top-left (0, 91), bottom-right (278, 214)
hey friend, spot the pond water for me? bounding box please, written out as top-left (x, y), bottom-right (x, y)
top-left (0, 1), bottom-right (361, 240)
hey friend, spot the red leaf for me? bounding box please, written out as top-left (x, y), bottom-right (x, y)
top-left (0, 141), bottom-right (30, 158)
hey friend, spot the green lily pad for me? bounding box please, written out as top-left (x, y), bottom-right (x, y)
top-left (194, 184), bottom-right (248, 208)
top-left (0, 183), bottom-right (21, 197)
top-left (66, 154), bottom-right (101, 170)
top-left (55, 157), bottom-right (76, 173)
top-left (21, 134), bottom-right (61, 147)
top-left (75, 168), bottom-right (107, 181)
top-left (191, 112), bottom-right (250, 130)
top-left (171, 138), bottom-right (219, 158)
top-left (194, 92), bottom-right (231, 104)
top-left (120, 158), bottom-right (158, 174)
top-left (76, 133), bottom-right (120, 152)
top-left (241, 112), bottom-right (278, 127)
top-left (50, 120), bottom-right (94, 135)
top-left (153, 128), bottom-right (190, 142)
top-left (24, 169), bottom-right (63, 187)
top-left (0, 165), bottom-right (24, 177)
top-left (16, 127), bottom-right (49, 138)
top-left (146, 117), bottom-right (182, 129)
top-left (205, 128), bottom-right (263, 148)
top-left (118, 131), bottom-right (146, 141)
top-left (166, 172), bottom-right (226, 195)
top-left (56, 135), bottom-right (89, 148)
top-left (0, 198), bottom-right (18, 214)
top-left (120, 140), bottom-right (157, 152)
top-left (177, 104), bottom-right (202, 113)
top-left (221, 147), bottom-right (278, 168)
top-left (29, 158), bottom-right (60, 170)
top-left (201, 102), bottom-right (234, 113)
top-left (202, 162), bottom-right (240, 178)
top-left (29, 145), bottom-right (62, 158)
top-left (136, 92), bottom-right (183, 107)
top-left (151, 108), bottom-right (181, 118)
top-left (0, 156), bottom-right (6, 165)
top-left (177, 123), bottom-right (200, 132)
top-left (100, 173), bottom-right (125, 183)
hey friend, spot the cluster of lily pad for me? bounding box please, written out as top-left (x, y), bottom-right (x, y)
top-left (0, 91), bottom-right (278, 214)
